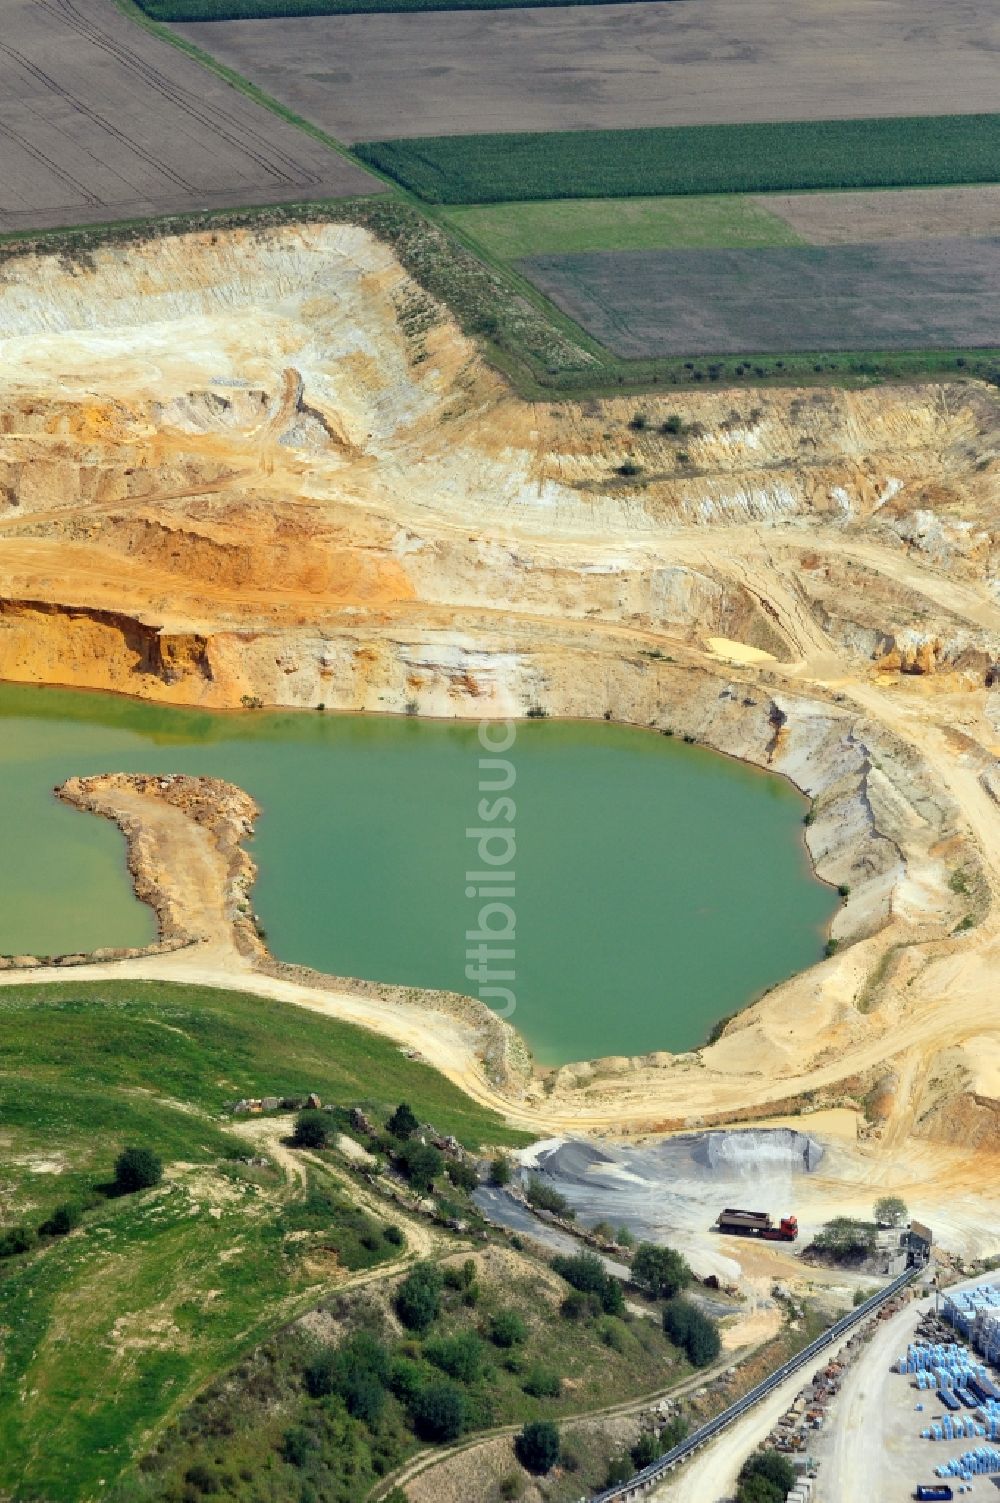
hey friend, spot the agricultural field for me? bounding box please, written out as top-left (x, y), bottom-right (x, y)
top-left (172, 0), bottom-right (1000, 143)
top-left (0, 0), bottom-right (379, 235)
top-left (356, 116), bottom-right (1000, 204)
top-left (519, 238), bottom-right (1000, 358)
top-left (441, 195), bottom-right (803, 260)
top-left (0, 980), bottom-right (528, 1498)
top-left (758, 183), bottom-right (1000, 245)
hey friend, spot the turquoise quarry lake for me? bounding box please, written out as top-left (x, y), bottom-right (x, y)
top-left (0, 686), bottom-right (836, 1064)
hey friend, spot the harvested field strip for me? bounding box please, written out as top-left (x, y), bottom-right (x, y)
top-left (519, 238), bottom-right (1000, 359)
top-left (440, 195), bottom-right (803, 259)
top-left (356, 115), bottom-right (1000, 204)
top-left (758, 184), bottom-right (1000, 246)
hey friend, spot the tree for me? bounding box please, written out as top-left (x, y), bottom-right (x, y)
top-left (0, 1225), bottom-right (33, 1259)
top-left (446, 1158), bottom-right (479, 1191)
top-left (490, 1155), bottom-right (512, 1186)
top-left (410, 1380), bottom-right (466, 1442)
top-left (514, 1420), bottom-right (560, 1474)
top-left (387, 1102), bottom-right (419, 1139)
top-left (424, 1332), bottom-right (484, 1384)
top-left (662, 1298), bottom-right (721, 1367)
top-left (490, 1309), bottom-right (527, 1348)
top-left (398, 1139), bottom-right (443, 1192)
top-left (304, 1330), bottom-right (389, 1402)
top-left (736, 1449), bottom-right (796, 1503)
top-left (342, 1368), bottom-right (385, 1425)
top-left (38, 1203), bottom-right (79, 1237)
top-left (631, 1242), bottom-right (692, 1300)
top-left (812, 1216), bottom-right (878, 1264)
top-left (551, 1251), bottom-right (622, 1315)
top-left (114, 1146), bottom-right (163, 1194)
top-left (631, 1432), bottom-right (661, 1468)
top-left (292, 1110), bottom-right (330, 1149)
top-left (395, 1262), bottom-right (443, 1332)
top-left (874, 1195), bottom-right (908, 1227)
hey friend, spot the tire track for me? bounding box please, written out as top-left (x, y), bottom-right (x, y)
top-left (0, 41), bottom-right (195, 193)
top-left (0, 115), bottom-right (102, 208)
top-left (43, 0), bottom-right (319, 188)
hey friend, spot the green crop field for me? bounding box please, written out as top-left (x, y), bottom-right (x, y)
top-left (138, 0), bottom-right (679, 15)
top-left (0, 980), bottom-right (527, 1498)
top-left (441, 195), bottom-right (803, 260)
top-left (356, 114), bottom-right (1000, 204)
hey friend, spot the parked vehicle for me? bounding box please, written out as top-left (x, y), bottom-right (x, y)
top-left (715, 1207), bottom-right (798, 1241)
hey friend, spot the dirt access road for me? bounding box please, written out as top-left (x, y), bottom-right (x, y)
top-left (0, 0), bottom-right (379, 233)
top-left (175, 0), bottom-right (1000, 142)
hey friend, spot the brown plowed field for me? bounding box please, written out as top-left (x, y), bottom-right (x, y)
top-left (761, 185), bottom-right (1000, 245)
top-left (0, 0), bottom-right (380, 234)
top-left (175, 0), bottom-right (1000, 142)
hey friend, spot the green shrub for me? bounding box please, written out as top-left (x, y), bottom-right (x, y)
top-left (551, 1252), bottom-right (623, 1314)
top-left (185, 1462), bottom-right (220, 1493)
top-left (489, 1155), bottom-right (512, 1186)
top-left (0, 1225), bottom-right (34, 1259)
top-left (383, 1223), bottom-right (404, 1246)
top-left (522, 1365), bottom-right (560, 1398)
top-left (424, 1331), bottom-right (484, 1383)
top-left (281, 1428), bottom-right (315, 1468)
top-left (388, 1354), bottom-right (426, 1405)
top-left (292, 1110), bottom-right (330, 1149)
top-left (662, 1298), bottom-right (721, 1366)
top-left (395, 1263), bottom-right (443, 1332)
top-left (514, 1419), bottom-right (560, 1474)
top-left (39, 1204), bottom-right (80, 1237)
top-left (490, 1310), bottom-right (527, 1348)
top-left (736, 1449), bottom-right (797, 1503)
top-left (398, 1139), bottom-right (443, 1192)
top-left (113, 1146), bottom-right (163, 1194)
top-left (387, 1102), bottom-right (419, 1139)
top-left (560, 1288), bottom-right (603, 1322)
top-left (410, 1380), bottom-right (466, 1442)
top-left (446, 1158), bottom-right (479, 1191)
top-left (524, 1175), bottom-right (570, 1215)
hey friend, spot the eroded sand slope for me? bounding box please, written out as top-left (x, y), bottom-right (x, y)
top-left (1, 224), bottom-right (999, 1244)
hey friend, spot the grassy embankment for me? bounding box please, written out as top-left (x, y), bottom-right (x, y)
top-left (0, 980), bottom-right (529, 1500)
top-left (115, 1252), bottom-right (696, 1503)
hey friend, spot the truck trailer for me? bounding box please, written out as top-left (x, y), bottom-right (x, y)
top-left (715, 1208), bottom-right (799, 1241)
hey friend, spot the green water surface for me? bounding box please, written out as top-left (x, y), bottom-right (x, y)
top-left (0, 686), bottom-right (836, 1063)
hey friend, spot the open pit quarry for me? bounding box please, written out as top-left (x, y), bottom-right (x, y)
top-left (1, 221), bottom-right (999, 1255)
